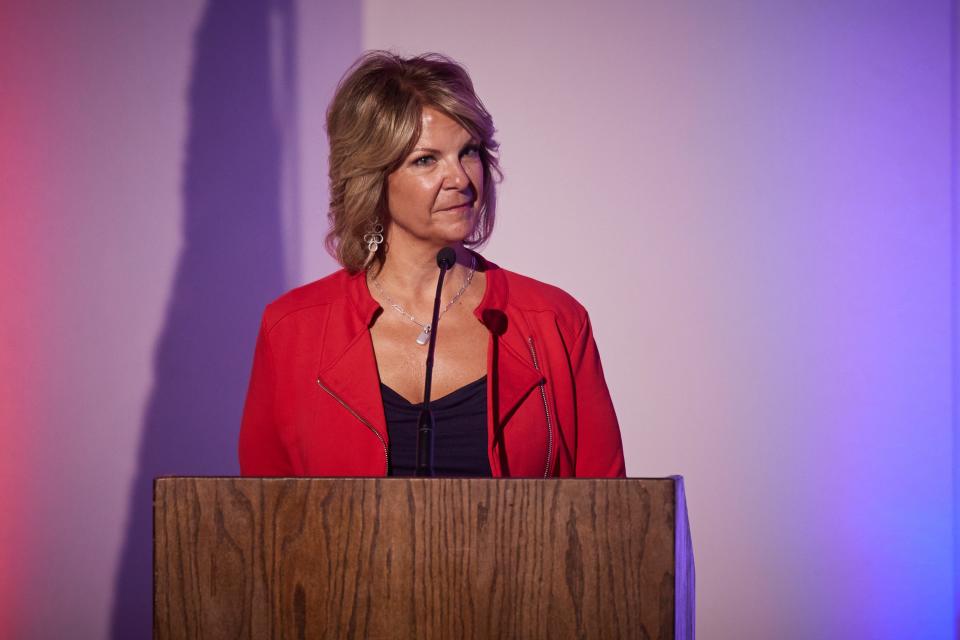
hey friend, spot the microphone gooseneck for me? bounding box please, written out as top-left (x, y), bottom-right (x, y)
top-left (415, 248), bottom-right (457, 477)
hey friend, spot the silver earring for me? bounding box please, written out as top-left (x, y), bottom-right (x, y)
top-left (362, 218), bottom-right (384, 268)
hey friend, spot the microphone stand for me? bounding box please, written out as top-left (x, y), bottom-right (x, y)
top-left (415, 248), bottom-right (456, 477)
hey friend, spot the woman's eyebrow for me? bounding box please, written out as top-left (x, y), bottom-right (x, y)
top-left (412, 140), bottom-right (480, 154)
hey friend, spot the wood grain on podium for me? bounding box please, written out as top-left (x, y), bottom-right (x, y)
top-left (154, 478), bottom-right (681, 639)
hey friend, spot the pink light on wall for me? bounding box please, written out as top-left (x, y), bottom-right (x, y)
top-left (0, 2), bottom-right (204, 635)
top-left (0, 5), bottom-right (51, 632)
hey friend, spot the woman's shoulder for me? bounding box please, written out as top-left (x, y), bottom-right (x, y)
top-left (490, 262), bottom-right (589, 333)
top-left (260, 268), bottom-right (356, 331)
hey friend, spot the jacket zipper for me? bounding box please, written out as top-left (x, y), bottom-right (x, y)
top-left (526, 336), bottom-right (554, 479)
top-left (316, 378), bottom-right (389, 475)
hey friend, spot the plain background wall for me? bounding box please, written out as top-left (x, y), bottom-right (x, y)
top-left (0, 1), bottom-right (955, 638)
top-left (1, 2), bottom-right (203, 636)
top-left (359, 1), bottom-right (955, 636)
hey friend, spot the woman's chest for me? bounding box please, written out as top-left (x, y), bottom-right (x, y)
top-left (369, 310), bottom-right (489, 403)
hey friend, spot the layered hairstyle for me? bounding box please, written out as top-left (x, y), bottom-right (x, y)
top-left (325, 51), bottom-right (502, 273)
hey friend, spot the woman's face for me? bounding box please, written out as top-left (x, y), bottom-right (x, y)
top-left (385, 107), bottom-right (484, 249)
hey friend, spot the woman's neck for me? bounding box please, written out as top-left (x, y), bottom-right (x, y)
top-left (371, 243), bottom-right (476, 306)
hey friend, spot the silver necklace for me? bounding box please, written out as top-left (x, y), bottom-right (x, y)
top-left (371, 256), bottom-right (477, 345)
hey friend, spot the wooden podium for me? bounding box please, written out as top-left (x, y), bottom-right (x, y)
top-left (154, 478), bottom-right (694, 639)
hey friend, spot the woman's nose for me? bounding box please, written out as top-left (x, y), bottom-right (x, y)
top-left (443, 158), bottom-right (470, 189)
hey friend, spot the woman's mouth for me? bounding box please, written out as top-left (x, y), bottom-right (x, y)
top-left (437, 201), bottom-right (472, 212)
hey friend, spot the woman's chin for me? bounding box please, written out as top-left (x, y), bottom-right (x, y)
top-left (431, 219), bottom-right (476, 244)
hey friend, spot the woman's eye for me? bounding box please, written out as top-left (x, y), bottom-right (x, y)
top-left (413, 155), bottom-right (434, 166)
top-left (462, 145), bottom-right (481, 158)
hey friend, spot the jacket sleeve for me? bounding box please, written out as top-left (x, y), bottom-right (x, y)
top-left (238, 314), bottom-right (295, 476)
top-left (570, 313), bottom-right (626, 477)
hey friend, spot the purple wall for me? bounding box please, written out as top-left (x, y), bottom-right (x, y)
top-left (0, 1), bottom-right (358, 637)
top-left (0, 1), bottom-right (955, 638)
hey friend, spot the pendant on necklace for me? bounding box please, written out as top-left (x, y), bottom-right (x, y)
top-left (416, 325), bottom-right (431, 346)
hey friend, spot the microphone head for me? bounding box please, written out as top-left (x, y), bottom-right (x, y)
top-left (436, 247), bottom-right (457, 270)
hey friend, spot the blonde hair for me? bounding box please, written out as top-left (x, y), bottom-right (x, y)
top-left (325, 51), bottom-right (502, 273)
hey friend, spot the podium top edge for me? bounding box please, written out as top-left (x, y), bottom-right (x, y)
top-left (154, 476), bottom-right (684, 482)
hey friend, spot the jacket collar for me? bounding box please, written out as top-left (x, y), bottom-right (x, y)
top-left (315, 269), bottom-right (385, 441)
top-left (319, 254), bottom-right (543, 442)
top-left (345, 267), bottom-right (381, 327)
top-left (469, 256), bottom-right (544, 432)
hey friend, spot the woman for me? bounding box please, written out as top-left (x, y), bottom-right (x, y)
top-left (239, 51), bottom-right (625, 478)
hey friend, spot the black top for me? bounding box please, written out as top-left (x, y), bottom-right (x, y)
top-left (381, 376), bottom-right (492, 477)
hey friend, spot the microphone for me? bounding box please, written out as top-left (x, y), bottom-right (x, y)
top-left (415, 247), bottom-right (457, 477)
top-left (435, 247), bottom-right (456, 270)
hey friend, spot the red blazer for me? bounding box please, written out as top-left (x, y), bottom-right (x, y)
top-left (239, 257), bottom-right (625, 477)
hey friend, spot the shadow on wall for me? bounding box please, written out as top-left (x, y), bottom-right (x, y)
top-left (109, 0), bottom-right (294, 635)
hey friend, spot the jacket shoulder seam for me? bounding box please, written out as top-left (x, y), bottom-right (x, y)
top-left (263, 300), bottom-right (338, 335)
top-left (509, 303), bottom-right (587, 337)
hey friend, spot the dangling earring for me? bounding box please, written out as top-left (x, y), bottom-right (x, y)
top-left (361, 217), bottom-right (384, 269)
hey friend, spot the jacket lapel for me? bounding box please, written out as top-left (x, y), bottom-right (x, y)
top-left (474, 259), bottom-right (545, 432)
top-left (316, 274), bottom-right (387, 442)
top-left (490, 332), bottom-right (544, 429)
top-left (316, 331), bottom-right (388, 442)
top-left (322, 258), bottom-right (543, 454)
